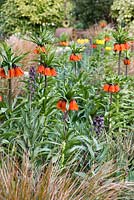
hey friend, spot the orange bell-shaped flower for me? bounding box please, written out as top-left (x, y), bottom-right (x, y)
top-left (69, 99), bottom-right (79, 111)
top-left (124, 58), bottom-right (130, 65)
top-left (9, 68), bottom-right (15, 78)
top-left (57, 99), bottom-right (67, 112)
top-left (37, 65), bottom-right (45, 74)
top-left (114, 85), bottom-right (120, 93)
top-left (0, 68), bottom-right (6, 78)
top-left (50, 68), bottom-right (57, 76)
top-left (103, 84), bottom-right (110, 92)
top-left (70, 54), bottom-right (82, 62)
top-left (44, 68), bottom-right (52, 76)
top-left (15, 67), bottom-right (24, 77)
top-left (108, 85), bottom-right (115, 93)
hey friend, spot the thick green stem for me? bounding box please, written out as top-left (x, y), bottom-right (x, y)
top-left (45, 75), bottom-right (47, 88)
top-left (118, 51), bottom-right (122, 75)
top-left (63, 111), bottom-right (68, 140)
top-left (8, 79), bottom-right (12, 108)
top-left (108, 93), bottom-right (112, 131)
top-left (74, 61), bottom-right (77, 76)
top-left (110, 92), bottom-right (113, 105)
top-left (125, 65), bottom-right (128, 77)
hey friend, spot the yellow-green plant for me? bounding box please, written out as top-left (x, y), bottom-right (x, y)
top-left (111, 0), bottom-right (134, 27)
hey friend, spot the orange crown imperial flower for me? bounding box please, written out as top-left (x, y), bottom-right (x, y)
top-left (57, 99), bottom-right (79, 112)
top-left (70, 54), bottom-right (82, 62)
top-left (114, 43), bottom-right (130, 52)
top-left (57, 99), bottom-right (67, 112)
top-left (124, 58), bottom-right (130, 65)
top-left (33, 46), bottom-right (47, 54)
top-left (105, 37), bottom-right (110, 42)
top-left (0, 67), bottom-right (24, 79)
top-left (91, 44), bottom-right (97, 49)
top-left (59, 41), bottom-right (69, 47)
top-left (37, 65), bottom-right (57, 76)
top-left (37, 65), bottom-right (45, 74)
top-left (103, 84), bottom-right (120, 93)
top-left (69, 99), bottom-right (79, 111)
top-left (0, 68), bottom-right (6, 78)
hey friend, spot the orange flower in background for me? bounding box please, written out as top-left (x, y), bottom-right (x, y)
top-left (0, 68), bottom-right (6, 78)
top-left (0, 67), bottom-right (24, 78)
top-left (44, 68), bottom-right (52, 76)
top-left (105, 37), bottom-right (110, 42)
top-left (124, 43), bottom-right (130, 50)
top-left (37, 66), bottom-right (57, 76)
top-left (33, 46), bottom-right (47, 54)
top-left (14, 67), bottom-right (24, 77)
top-left (100, 22), bottom-right (107, 28)
top-left (91, 44), bottom-right (97, 48)
top-left (103, 84), bottom-right (120, 93)
top-left (103, 84), bottom-right (110, 92)
top-left (9, 68), bottom-right (15, 78)
top-left (70, 54), bottom-right (82, 62)
top-left (124, 58), bottom-right (130, 65)
top-left (37, 65), bottom-right (45, 74)
top-left (114, 85), bottom-right (120, 93)
top-left (69, 99), bottom-right (79, 111)
top-left (50, 68), bottom-right (57, 76)
top-left (108, 85), bottom-right (115, 93)
top-left (0, 96), bottom-right (2, 102)
top-left (59, 41), bottom-right (69, 47)
top-left (114, 43), bottom-right (130, 52)
top-left (120, 44), bottom-right (126, 51)
top-left (57, 99), bottom-right (67, 112)
top-left (114, 44), bottom-right (121, 51)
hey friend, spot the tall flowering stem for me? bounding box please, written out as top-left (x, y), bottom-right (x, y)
top-left (74, 61), bottom-right (77, 76)
top-left (8, 79), bottom-right (12, 108)
top-left (45, 75), bottom-right (47, 88)
top-left (63, 111), bottom-right (68, 140)
top-left (118, 51), bottom-right (122, 75)
top-left (103, 83), bottom-right (120, 131)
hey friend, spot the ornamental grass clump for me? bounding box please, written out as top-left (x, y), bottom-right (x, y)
top-left (0, 157), bottom-right (134, 200)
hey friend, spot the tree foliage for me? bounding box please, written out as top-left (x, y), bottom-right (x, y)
top-left (0, 0), bottom-right (65, 36)
top-left (111, 0), bottom-right (134, 27)
top-left (72, 0), bottom-right (113, 29)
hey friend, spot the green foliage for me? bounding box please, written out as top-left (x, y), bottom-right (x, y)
top-left (0, 42), bottom-right (27, 72)
top-left (111, 0), bottom-right (134, 26)
top-left (72, 0), bottom-right (113, 28)
top-left (112, 27), bottom-right (130, 44)
top-left (0, 26), bottom-right (134, 188)
top-left (0, 0), bottom-right (65, 36)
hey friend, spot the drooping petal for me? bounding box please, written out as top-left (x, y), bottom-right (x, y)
top-left (37, 65), bottom-right (45, 74)
top-left (9, 68), bottom-right (15, 78)
top-left (103, 84), bottom-right (110, 92)
top-left (15, 67), bottom-right (24, 77)
top-left (50, 68), bottom-right (57, 76)
top-left (44, 68), bottom-right (52, 76)
top-left (0, 68), bottom-right (6, 78)
top-left (109, 85), bottom-right (115, 93)
top-left (69, 99), bottom-right (78, 111)
top-left (57, 100), bottom-right (67, 112)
